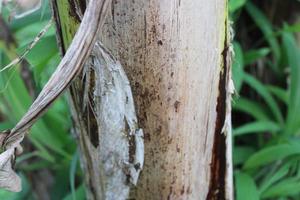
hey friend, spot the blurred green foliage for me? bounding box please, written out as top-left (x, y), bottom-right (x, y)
top-left (0, 1), bottom-right (84, 199)
top-left (231, 0), bottom-right (300, 199)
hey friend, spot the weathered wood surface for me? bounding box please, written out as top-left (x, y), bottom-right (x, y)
top-left (100, 1), bottom-right (232, 199)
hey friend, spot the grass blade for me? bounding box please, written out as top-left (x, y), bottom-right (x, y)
top-left (243, 73), bottom-right (283, 124)
top-left (233, 97), bottom-right (270, 121)
top-left (233, 120), bottom-right (280, 136)
top-left (261, 178), bottom-right (300, 199)
top-left (282, 32), bottom-right (300, 135)
top-left (235, 172), bottom-right (260, 200)
top-left (245, 2), bottom-right (281, 69)
top-left (243, 143), bottom-right (300, 169)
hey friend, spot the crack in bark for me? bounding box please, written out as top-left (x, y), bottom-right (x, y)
top-left (206, 19), bottom-right (229, 200)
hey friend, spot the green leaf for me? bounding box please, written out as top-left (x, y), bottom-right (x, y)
top-left (261, 177), bottom-right (300, 199)
top-left (232, 42), bottom-right (245, 93)
top-left (16, 151), bottom-right (39, 164)
top-left (233, 121), bottom-right (280, 136)
top-left (243, 73), bottom-right (283, 124)
top-left (234, 146), bottom-right (255, 165)
top-left (15, 22), bottom-right (55, 47)
top-left (229, 0), bottom-right (247, 13)
top-left (18, 36), bottom-right (58, 67)
top-left (259, 161), bottom-right (293, 194)
top-left (245, 2), bottom-right (281, 67)
top-left (51, 167), bottom-right (70, 200)
top-left (63, 185), bottom-right (86, 200)
top-left (267, 85), bottom-right (288, 105)
top-left (233, 97), bottom-right (270, 121)
top-left (19, 160), bottom-right (51, 171)
top-left (10, 6), bottom-right (51, 32)
top-left (235, 172), bottom-right (260, 200)
top-left (282, 23), bottom-right (300, 34)
top-left (282, 32), bottom-right (300, 135)
top-left (244, 48), bottom-right (270, 65)
top-left (70, 151), bottom-right (79, 200)
top-left (243, 143), bottom-right (300, 169)
top-left (0, 121), bottom-right (13, 130)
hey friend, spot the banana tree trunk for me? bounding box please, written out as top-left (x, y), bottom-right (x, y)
top-left (51, 0), bottom-right (233, 199)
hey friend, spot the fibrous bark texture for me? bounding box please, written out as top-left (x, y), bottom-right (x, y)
top-left (52, 0), bottom-right (233, 199)
top-left (101, 1), bottom-right (232, 199)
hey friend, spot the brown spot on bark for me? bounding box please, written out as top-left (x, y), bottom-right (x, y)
top-left (156, 125), bottom-right (162, 135)
top-left (174, 101), bottom-right (180, 113)
top-left (151, 25), bottom-right (156, 34)
top-left (180, 185), bottom-right (185, 195)
top-left (126, 118), bottom-right (136, 164)
top-left (167, 186), bottom-right (173, 200)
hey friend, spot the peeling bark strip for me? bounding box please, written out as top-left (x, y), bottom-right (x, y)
top-left (0, 0), bottom-right (111, 192)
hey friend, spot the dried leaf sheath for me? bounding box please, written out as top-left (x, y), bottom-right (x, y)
top-left (0, 0), bottom-right (111, 192)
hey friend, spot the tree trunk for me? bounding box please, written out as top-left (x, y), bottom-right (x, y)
top-left (51, 0), bottom-right (233, 199)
